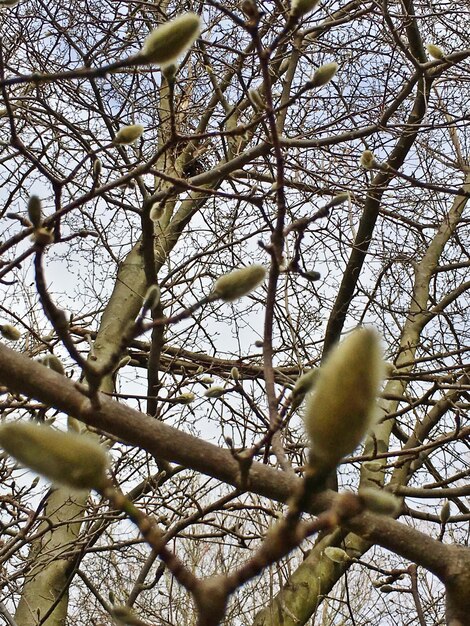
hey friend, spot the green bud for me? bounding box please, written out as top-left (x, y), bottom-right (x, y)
top-left (359, 488), bottom-right (400, 516)
top-left (440, 500), bottom-right (450, 524)
top-left (291, 369), bottom-right (318, 410)
top-left (0, 324), bottom-right (21, 341)
top-left (359, 150), bottom-right (377, 170)
top-left (231, 367), bottom-right (240, 381)
top-left (93, 158), bottom-right (102, 179)
top-left (290, 0), bottom-right (320, 18)
top-left (139, 13), bottom-right (201, 66)
top-left (174, 392), bottom-right (195, 404)
top-left (113, 124), bottom-right (144, 145)
top-left (254, 340), bottom-right (264, 348)
top-left (426, 44), bottom-right (444, 59)
top-left (0, 422), bottom-right (109, 491)
top-left (379, 585), bottom-right (395, 593)
top-left (32, 227), bottom-right (53, 246)
top-left (324, 192), bottom-right (349, 209)
top-left (200, 376), bottom-right (214, 384)
top-left (39, 354), bottom-right (65, 376)
top-left (308, 62), bottom-right (338, 88)
top-left (143, 285), bottom-right (161, 310)
top-left (162, 64), bottom-right (178, 81)
top-left (27, 196), bottom-right (42, 229)
top-left (323, 546), bottom-right (350, 563)
top-left (304, 327), bottom-right (384, 469)
top-left (212, 265), bottom-right (266, 302)
top-left (204, 386), bottom-right (225, 398)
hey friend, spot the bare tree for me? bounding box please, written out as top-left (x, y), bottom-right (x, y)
top-left (1, 0), bottom-right (470, 625)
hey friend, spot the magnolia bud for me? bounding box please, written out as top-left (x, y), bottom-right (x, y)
top-left (426, 44), bottom-right (444, 59)
top-left (308, 62), bottom-right (338, 88)
top-left (0, 0), bottom-right (22, 7)
top-left (0, 324), bottom-right (21, 341)
top-left (0, 422), bottom-right (109, 491)
top-left (204, 386), bottom-right (225, 398)
top-left (33, 227), bottom-right (54, 246)
top-left (304, 327), bottom-right (384, 469)
top-left (324, 547), bottom-right (350, 563)
top-left (290, 0), bottom-right (320, 18)
top-left (291, 368), bottom-right (318, 410)
top-left (212, 265), bottom-right (266, 301)
top-left (174, 392), bottom-right (195, 404)
top-left (93, 158), bottom-right (102, 180)
top-left (359, 150), bottom-right (377, 170)
top-left (324, 192), bottom-right (349, 209)
top-left (27, 196), bottom-right (42, 229)
top-left (113, 124), bottom-right (144, 145)
top-left (139, 13), bottom-right (201, 66)
top-left (200, 376), bottom-right (214, 384)
top-left (254, 340), bottom-right (264, 348)
top-left (231, 367), bottom-right (240, 381)
top-left (40, 354), bottom-right (65, 376)
top-left (440, 500), bottom-right (450, 524)
top-left (359, 488), bottom-right (400, 516)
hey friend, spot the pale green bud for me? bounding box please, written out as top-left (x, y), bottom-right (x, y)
top-left (304, 327), bottom-right (384, 469)
top-left (308, 62), bottom-right (338, 88)
top-left (212, 265), bottom-right (266, 301)
top-left (379, 585), bottom-right (395, 594)
top-left (174, 392), bottom-right (195, 404)
top-left (27, 196), bottom-right (42, 229)
top-left (32, 227), bottom-right (53, 246)
top-left (290, 0), bottom-right (320, 18)
top-left (359, 150), bottom-right (377, 170)
top-left (291, 369), bottom-right (318, 410)
top-left (359, 488), bottom-right (400, 516)
top-left (139, 13), bottom-right (201, 66)
top-left (0, 422), bottom-right (109, 491)
top-left (426, 44), bottom-right (444, 59)
top-left (231, 367), bottom-right (240, 381)
top-left (324, 547), bottom-right (350, 563)
top-left (205, 386), bottom-right (225, 398)
top-left (93, 158), bottom-right (102, 179)
top-left (440, 500), bottom-right (450, 524)
top-left (0, 324), bottom-right (21, 341)
top-left (200, 376), bottom-right (214, 384)
top-left (39, 354), bottom-right (65, 376)
top-left (113, 124), bottom-right (144, 145)
top-left (324, 192), bottom-right (349, 209)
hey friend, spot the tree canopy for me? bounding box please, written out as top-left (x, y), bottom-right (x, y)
top-left (1, 0), bottom-right (470, 625)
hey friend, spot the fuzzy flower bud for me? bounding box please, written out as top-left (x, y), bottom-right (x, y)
top-left (39, 354), bottom-right (65, 376)
top-left (0, 324), bottom-right (21, 341)
top-left (27, 196), bottom-right (42, 229)
top-left (174, 392), bottom-right (195, 404)
top-left (139, 13), bottom-right (201, 66)
top-left (440, 500), bottom-right (450, 524)
top-left (426, 44), bottom-right (444, 59)
top-left (231, 367), bottom-right (240, 381)
top-left (205, 386), bottom-right (225, 398)
top-left (359, 487), bottom-right (400, 516)
top-left (359, 150), bottom-right (377, 170)
top-left (291, 368), bottom-right (318, 411)
top-left (324, 547), bottom-right (351, 563)
top-left (304, 327), bottom-right (384, 469)
top-left (308, 62), bottom-right (338, 88)
top-left (290, 0), bottom-right (320, 18)
top-left (212, 265), bottom-right (266, 302)
top-left (0, 422), bottom-right (109, 491)
top-left (113, 124), bottom-right (144, 145)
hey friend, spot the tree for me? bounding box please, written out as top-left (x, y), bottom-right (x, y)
top-left (1, 0), bottom-right (470, 624)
